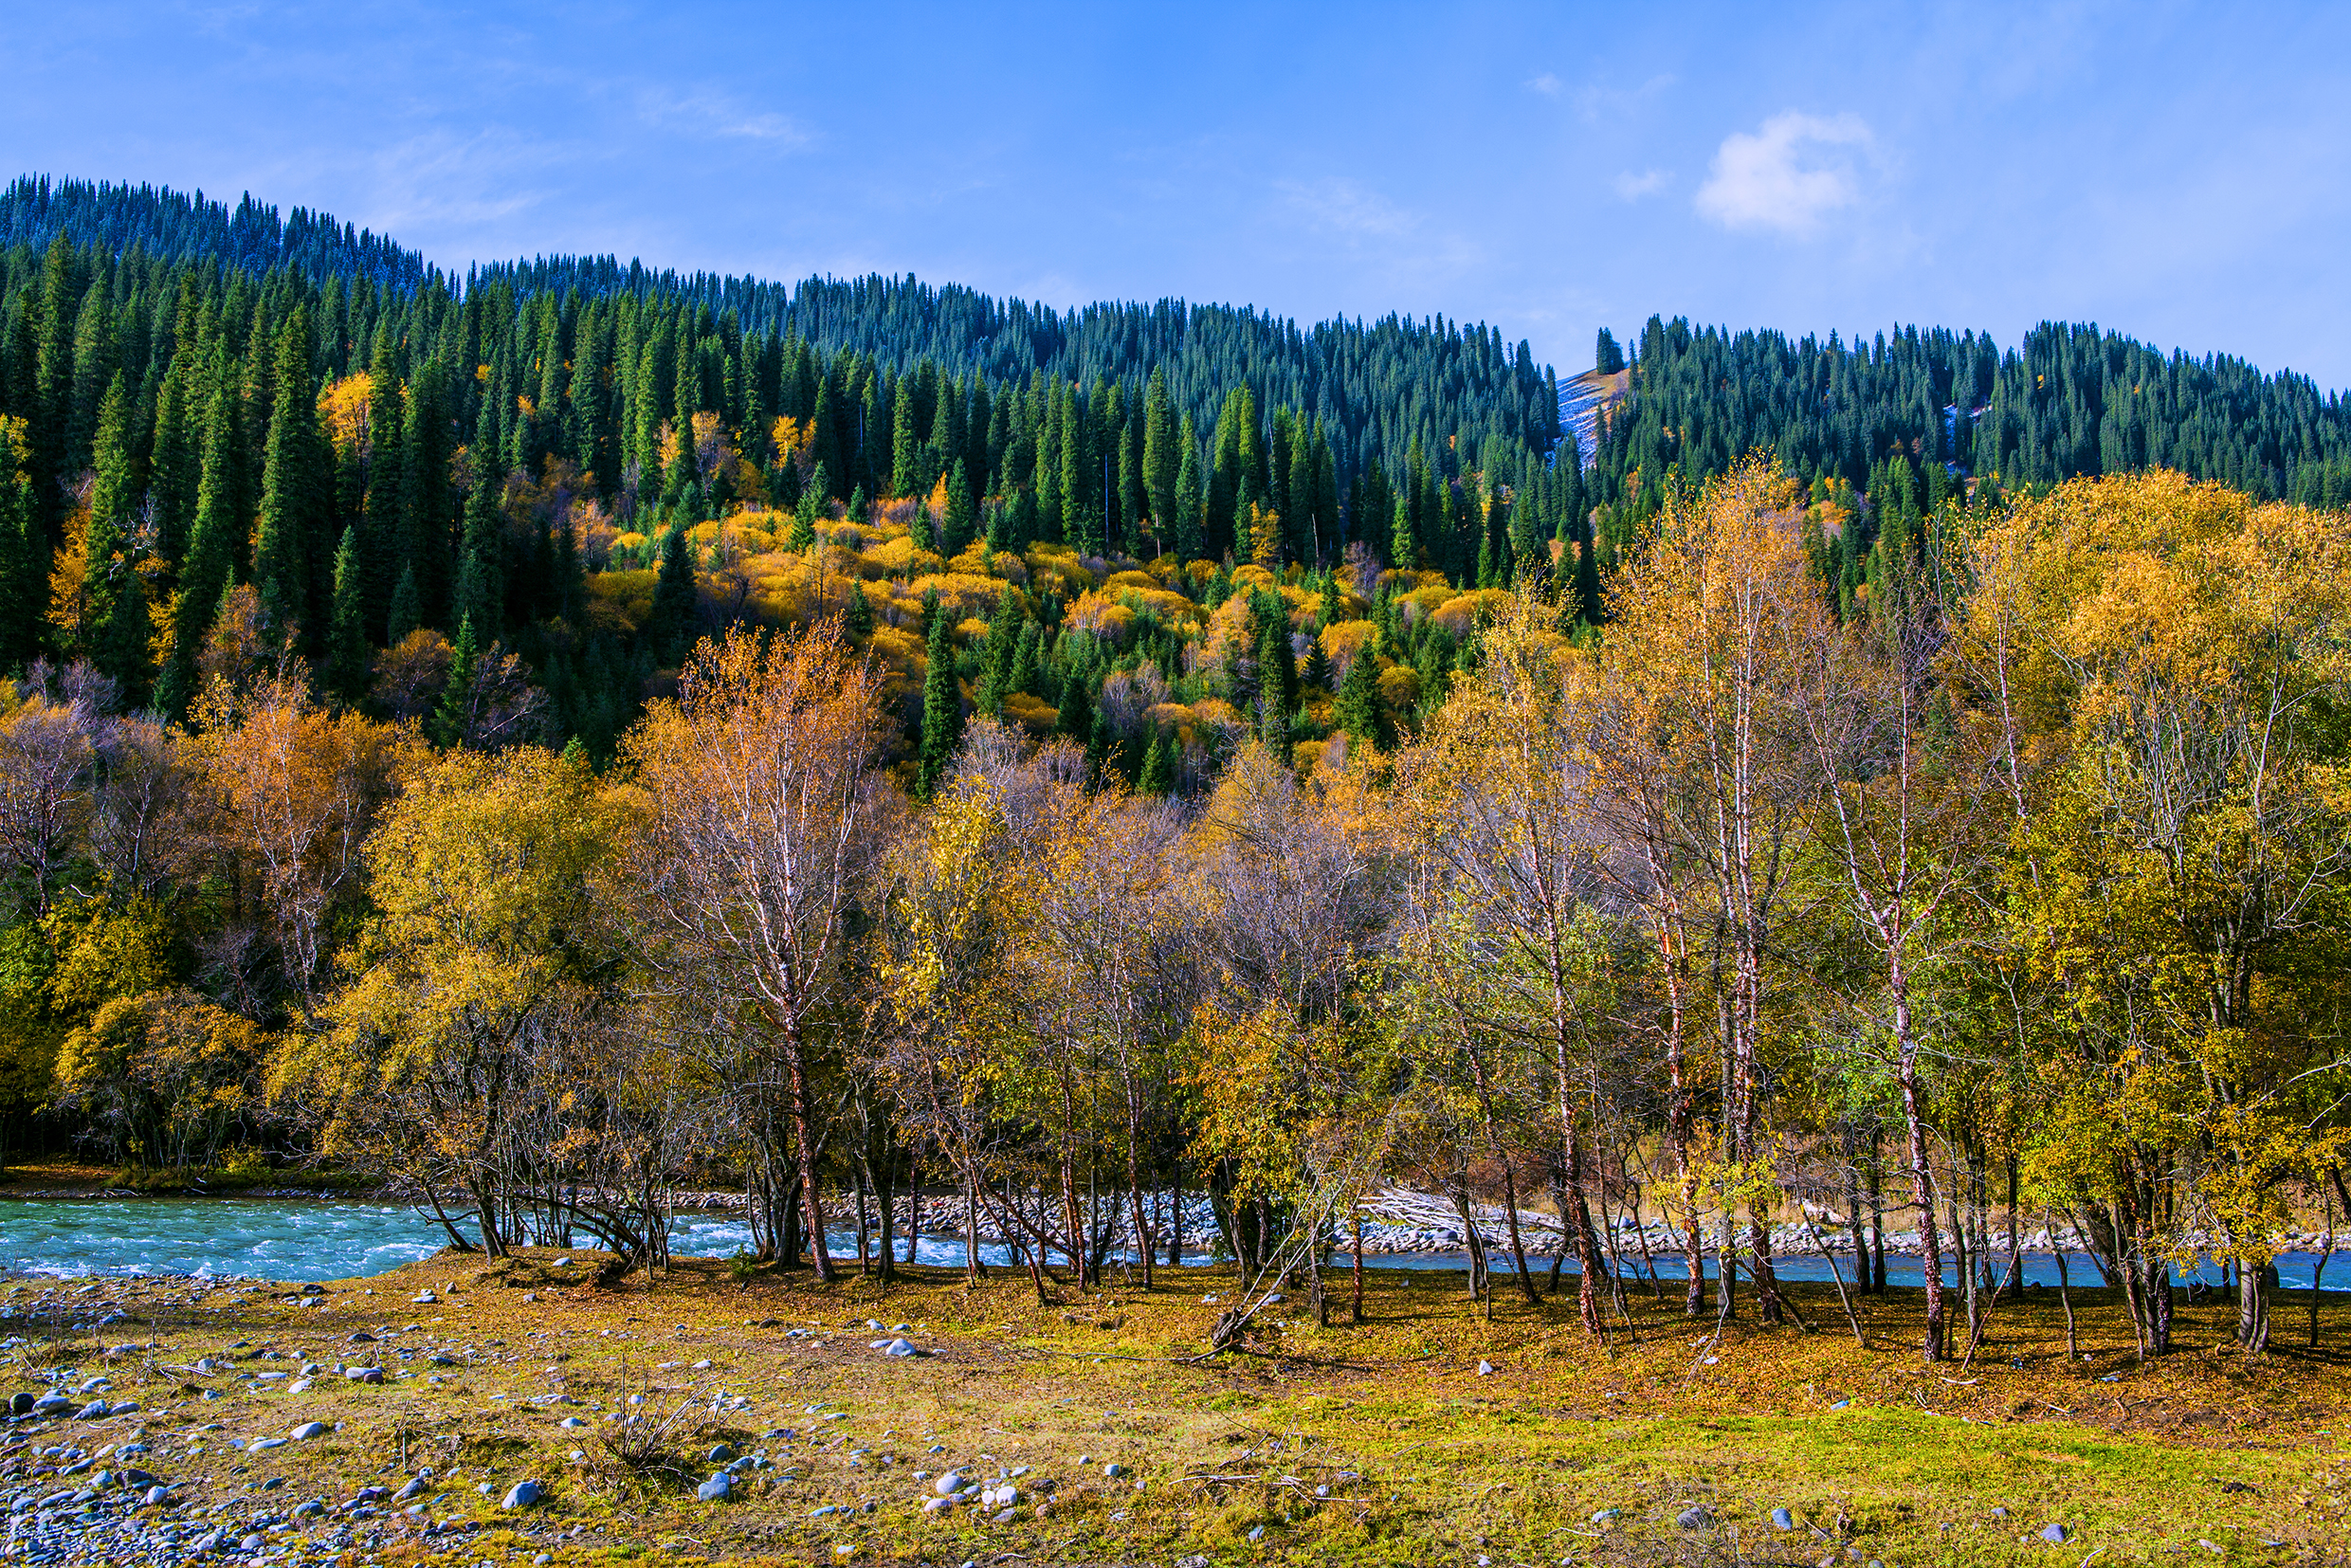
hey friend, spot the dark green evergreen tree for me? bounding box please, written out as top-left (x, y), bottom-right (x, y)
top-left (326, 524), bottom-right (369, 699)
top-left (1333, 644), bottom-right (1388, 750)
top-left (915, 609), bottom-right (961, 798)
top-left (1137, 726), bottom-right (1176, 796)
top-left (645, 524), bottom-right (698, 664)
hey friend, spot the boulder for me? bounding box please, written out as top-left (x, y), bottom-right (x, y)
top-left (501, 1479), bottom-right (543, 1509)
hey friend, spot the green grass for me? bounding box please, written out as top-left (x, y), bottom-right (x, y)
top-left (4, 1253), bottom-right (2343, 1566)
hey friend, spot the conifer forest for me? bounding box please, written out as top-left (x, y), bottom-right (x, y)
top-left (7, 173), bottom-right (2351, 1371)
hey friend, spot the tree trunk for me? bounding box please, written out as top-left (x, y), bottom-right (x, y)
top-left (783, 1032), bottom-right (833, 1282)
top-left (2236, 1260), bottom-right (2272, 1354)
top-left (1898, 1044), bottom-right (1946, 1361)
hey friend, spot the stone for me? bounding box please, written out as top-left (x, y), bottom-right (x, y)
top-left (880, 1338), bottom-right (917, 1357)
top-left (248, 1436), bottom-right (285, 1451)
top-left (1103, 1462), bottom-right (1127, 1478)
top-left (5, 1392), bottom-right (28, 1414)
top-left (557, 1417), bottom-right (587, 1430)
top-left (1476, 1360), bottom-right (1495, 1376)
top-left (289, 1422), bottom-right (330, 1440)
top-left (142, 1485), bottom-right (171, 1505)
top-left (2041, 1523), bottom-right (2070, 1544)
top-left (697, 1472), bottom-right (733, 1503)
top-left (935, 1470), bottom-right (969, 1496)
top-left (345, 1365), bottom-right (384, 1384)
top-left (501, 1480), bottom-right (543, 1509)
top-left (1591, 1508), bottom-right (1621, 1525)
top-left (1772, 1507), bottom-right (1795, 1530)
top-left (708, 1443), bottom-right (737, 1463)
top-left (1678, 1505), bottom-right (1716, 1531)
top-left (78, 1399), bottom-right (110, 1419)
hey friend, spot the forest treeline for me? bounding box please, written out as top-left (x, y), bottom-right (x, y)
top-left (0, 176), bottom-right (2347, 1368)
top-left (2, 454), bottom-right (2345, 1367)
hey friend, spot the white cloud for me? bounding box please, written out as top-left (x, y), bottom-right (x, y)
top-left (1694, 110), bottom-right (1873, 236)
top-left (634, 87), bottom-right (811, 150)
top-left (1576, 73), bottom-right (1675, 125)
top-left (1613, 168), bottom-right (1669, 201)
top-left (1527, 72), bottom-right (1561, 97)
top-left (1278, 176), bottom-right (1416, 239)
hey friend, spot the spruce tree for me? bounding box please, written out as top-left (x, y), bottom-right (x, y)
top-left (1084, 708), bottom-right (1117, 789)
top-left (845, 578), bottom-right (874, 636)
top-left (1174, 415), bottom-right (1205, 562)
top-left (433, 615), bottom-right (478, 748)
top-left (1333, 644), bottom-right (1388, 750)
top-left (1137, 726), bottom-right (1176, 796)
top-left (1142, 367), bottom-right (1176, 555)
top-left (646, 523), bottom-right (697, 664)
top-left (1392, 494), bottom-right (1415, 571)
top-left (456, 433), bottom-right (503, 637)
top-left (327, 525), bottom-right (369, 699)
top-left (252, 315), bottom-right (322, 638)
top-left (387, 563), bottom-right (423, 646)
top-left (1055, 658), bottom-right (1093, 740)
top-left (915, 609), bottom-right (961, 798)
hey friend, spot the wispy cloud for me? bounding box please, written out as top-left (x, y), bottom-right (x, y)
top-left (634, 87), bottom-right (812, 149)
top-left (1613, 168), bottom-right (1669, 201)
top-left (1576, 72), bottom-right (1675, 125)
top-left (1526, 72), bottom-right (1561, 97)
top-left (1278, 176), bottom-right (1416, 239)
top-left (1693, 110), bottom-right (1873, 236)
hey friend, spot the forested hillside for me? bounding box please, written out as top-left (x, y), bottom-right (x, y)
top-left (1582, 314), bottom-right (2351, 576)
top-left (2, 176), bottom-right (2347, 1362)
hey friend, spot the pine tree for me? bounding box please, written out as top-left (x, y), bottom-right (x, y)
top-left (81, 373), bottom-right (138, 669)
top-left (1056, 658), bottom-right (1093, 740)
top-left (942, 458), bottom-right (977, 556)
top-left (1302, 629), bottom-right (1333, 694)
top-left (0, 435), bottom-right (43, 670)
top-left (1333, 643), bottom-right (1388, 750)
top-left (1595, 327), bottom-right (1626, 375)
top-left (1142, 367), bottom-right (1176, 555)
top-left (1137, 726), bottom-right (1176, 796)
top-left (646, 523), bottom-right (697, 663)
top-left (845, 578), bottom-right (874, 636)
top-left (1175, 415), bottom-right (1205, 561)
top-left (433, 615), bottom-right (478, 748)
top-left (387, 563), bottom-right (423, 646)
top-left (252, 311), bottom-right (321, 638)
top-left (1392, 493), bottom-right (1415, 570)
top-left (1084, 708), bottom-right (1118, 789)
top-left (155, 373), bottom-right (242, 714)
top-left (915, 609), bottom-right (961, 798)
top-left (326, 524), bottom-right (369, 699)
top-left (456, 431), bottom-right (503, 637)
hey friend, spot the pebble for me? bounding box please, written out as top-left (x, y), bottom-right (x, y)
top-left (1476, 1359), bottom-right (1494, 1376)
top-left (2041, 1522), bottom-right (2070, 1543)
top-left (1678, 1504), bottom-right (1716, 1530)
top-left (697, 1472), bottom-right (734, 1502)
top-left (502, 1479), bottom-right (544, 1508)
top-left (1772, 1507), bottom-right (1795, 1529)
top-left (290, 1420), bottom-right (330, 1440)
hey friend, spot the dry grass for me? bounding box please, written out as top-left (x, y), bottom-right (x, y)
top-left (5, 1250), bottom-right (2347, 1566)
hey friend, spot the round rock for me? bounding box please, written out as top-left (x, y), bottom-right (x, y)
top-left (501, 1479), bottom-right (544, 1509)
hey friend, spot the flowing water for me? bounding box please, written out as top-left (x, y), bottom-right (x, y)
top-left (0, 1196), bottom-right (2342, 1290)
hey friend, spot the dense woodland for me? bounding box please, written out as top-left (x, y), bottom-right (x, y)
top-left (0, 178), bottom-right (2346, 1367)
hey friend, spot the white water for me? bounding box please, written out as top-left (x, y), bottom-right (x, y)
top-left (2, 1197), bottom-right (2341, 1290)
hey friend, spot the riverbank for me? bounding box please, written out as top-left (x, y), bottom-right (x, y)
top-left (0, 1249), bottom-right (2343, 1566)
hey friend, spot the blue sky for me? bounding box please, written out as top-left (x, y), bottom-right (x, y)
top-left (11, 2), bottom-right (2350, 385)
